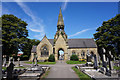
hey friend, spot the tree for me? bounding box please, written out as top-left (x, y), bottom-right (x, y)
top-left (94, 14), bottom-right (120, 58)
top-left (21, 39), bottom-right (40, 57)
top-left (2, 14), bottom-right (28, 56)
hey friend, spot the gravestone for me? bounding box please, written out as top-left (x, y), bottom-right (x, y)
top-left (17, 57), bottom-right (20, 67)
top-left (86, 50), bottom-right (91, 62)
top-left (7, 62), bottom-right (15, 79)
top-left (13, 58), bottom-right (14, 64)
top-left (8, 57), bottom-right (12, 67)
top-left (2, 57), bottom-right (6, 67)
top-left (102, 48), bottom-right (109, 74)
top-left (98, 56), bottom-right (101, 65)
top-left (94, 55), bottom-right (98, 69)
top-left (32, 58), bottom-right (34, 67)
top-left (34, 55), bottom-right (38, 66)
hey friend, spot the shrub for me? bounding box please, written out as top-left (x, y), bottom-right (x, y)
top-left (70, 54), bottom-right (79, 61)
top-left (48, 54), bottom-right (55, 62)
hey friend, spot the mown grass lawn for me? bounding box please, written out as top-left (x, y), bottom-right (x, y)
top-left (24, 61), bottom-right (56, 65)
top-left (14, 67), bottom-right (25, 69)
top-left (72, 67), bottom-right (93, 80)
top-left (66, 60), bottom-right (86, 64)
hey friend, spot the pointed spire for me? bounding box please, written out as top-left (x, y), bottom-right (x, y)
top-left (57, 7), bottom-right (64, 27)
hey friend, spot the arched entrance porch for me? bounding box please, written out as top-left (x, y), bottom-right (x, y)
top-left (58, 48), bottom-right (64, 60)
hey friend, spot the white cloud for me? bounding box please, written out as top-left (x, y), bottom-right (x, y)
top-left (61, 0), bottom-right (68, 11)
top-left (68, 29), bottom-right (90, 38)
top-left (15, 0), bottom-right (45, 40)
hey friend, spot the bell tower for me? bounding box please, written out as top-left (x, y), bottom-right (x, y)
top-left (54, 8), bottom-right (68, 43)
top-left (57, 8), bottom-right (64, 31)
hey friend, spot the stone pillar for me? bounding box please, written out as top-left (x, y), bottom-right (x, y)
top-left (64, 53), bottom-right (68, 60)
top-left (55, 53), bottom-right (58, 61)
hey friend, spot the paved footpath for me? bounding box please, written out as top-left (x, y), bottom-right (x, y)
top-left (46, 60), bottom-right (79, 79)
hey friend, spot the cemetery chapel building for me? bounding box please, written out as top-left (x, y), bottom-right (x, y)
top-left (30, 8), bottom-right (98, 61)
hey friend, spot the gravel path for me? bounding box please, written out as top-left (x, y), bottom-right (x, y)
top-left (46, 60), bottom-right (79, 79)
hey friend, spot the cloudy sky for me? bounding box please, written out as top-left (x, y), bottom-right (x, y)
top-left (2, 1), bottom-right (118, 40)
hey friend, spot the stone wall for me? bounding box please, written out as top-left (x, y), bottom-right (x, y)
top-left (68, 48), bottom-right (98, 60)
top-left (54, 34), bottom-right (68, 60)
top-left (36, 36), bottom-right (53, 61)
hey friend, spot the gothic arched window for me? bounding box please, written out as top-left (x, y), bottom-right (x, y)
top-left (81, 51), bottom-right (85, 57)
top-left (72, 50), bottom-right (76, 55)
top-left (41, 45), bottom-right (49, 57)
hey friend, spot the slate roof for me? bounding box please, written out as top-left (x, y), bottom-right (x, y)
top-left (48, 38), bottom-right (97, 48)
top-left (31, 46), bottom-right (37, 53)
top-left (48, 39), bottom-right (54, 46)
top-left (31, 39), bottom-right (97, 52)
top-left (68, 39), bottom-right (97, 48)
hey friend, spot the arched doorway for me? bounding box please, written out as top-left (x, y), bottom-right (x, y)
top-left (58, 48), bottom-right (64, 60)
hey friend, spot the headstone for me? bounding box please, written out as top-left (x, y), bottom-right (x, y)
top-left (94, 55), bottom-right (98, 69)
top-left (103, 54), bottom-right (106, 62)
top-left (32, 58), bottom-right (34, 67)
top-left (34, 55), bottom-right (38, 66)
top-left (2, 57), bottom-right (6, 67)
top-left (17, 57), bottom-right (20, 67)
top-left (87, 55), bottom-right (91, 62)
top-left (13, 58), bottom-right (14, 64)
top-left (110, 61), bottom-right (114, 70)
top-left (8, 57), bottom-right (11, 67)
top-left (102, 48), bottom-right (106, 53)
top-left (7, 62), bottom-right (15, 79)
top-left (86, 50), bottom-right (91, 62)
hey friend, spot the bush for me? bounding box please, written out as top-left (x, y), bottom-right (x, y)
top-left (48, 54), bottom-right (55, 62)
top-left (70, 54), bottom-right (79, 61)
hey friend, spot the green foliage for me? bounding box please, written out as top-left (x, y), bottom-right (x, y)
top-left (94, 14), bottom-right (120, 58)
top-left (72, 67), bottom-right (93, 80)
top-left (21, 39), bottom-right (40, 58)
top-left (66, 60), bottom-right (86, 64)
top-left (48, 54), bottom-right (55, 62)
top-left (70, 54), bottom-right (79, 61)
top-left (2, 14), bottom-right (28, 56)
top-left (1, 14), bottom-right (40, 58)
top-left (113, 66), bottom-right (120, 70)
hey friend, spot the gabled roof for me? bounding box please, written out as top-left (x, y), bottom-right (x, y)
top-left (31, 46), bottom-right (37, 53)
top-left (48, 39), bottom-right (54, 46)
top-left (47, 38), bottom-right (97, 48)
top-left (68, 39), bottom-right (97, 48)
